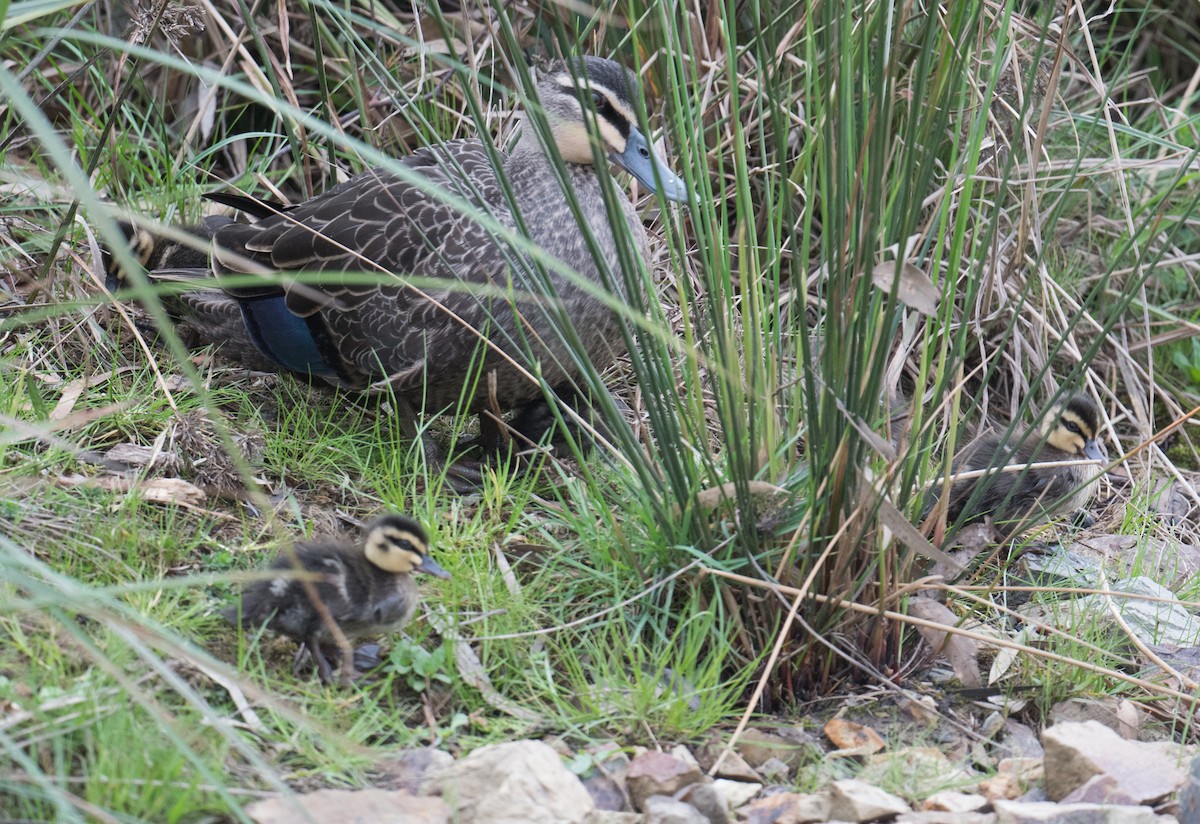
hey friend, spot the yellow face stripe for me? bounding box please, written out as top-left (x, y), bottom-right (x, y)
top-left (364, 525), bottom-right (428, 573)
top-left (550, 74), bottom-right (635, 155)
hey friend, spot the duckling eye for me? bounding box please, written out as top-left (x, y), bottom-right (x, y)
top-left (395, 539), bottom-right (413, 552)
top-left (1064, 421), bottom-right (1081, 435)
top-left (591, 90), bottom-right (605, 109)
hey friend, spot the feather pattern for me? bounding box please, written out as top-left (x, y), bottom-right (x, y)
top-left (104, 57), bottom-right (689, 423)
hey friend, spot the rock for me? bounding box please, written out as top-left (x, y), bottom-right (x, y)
top-left (1074, 577), bottom-right (1200, 646)
top-left (979, 758), bottom-right (1044, 801)
top-left (734, 728), bottom-right (820, 771)
top-left (246, 789), bottom-right (451, 824)
top-left (1059, 775), bottom-right (1137, 805)
top-left (922, 791), bottom-right (988, 812)
top-left (375, 747), bottom-right (454, 794)
top-left (1042, 720), bottom-right (1186, 803)
top-left (581, 745), bottom-right (630, 812)
top-left (642, 795), bottom-right (710, 824)
top-left (998, 720), bottom-right (1044, 759)
top-left (709, 778), bottom-right (762, 812)
top-left (824, 718), bottom-right (886, 756)
top-left (711, 750), bottom-right (761, 782)
top-left (860, 747), bottom-right (976, 792)
top-left (584, 813), bottom-right (640, 824)
top-left (897, 814), bottom-right (996, 824)
top-left (738, 791), bottom-right (830, 824)
top-left (992, 800), bottom-right (1160, 823)
top-left (433, 740), bottom-right (595, 824)
top-left (583, 772), bottom-right (627, 812)
top-left (1049, 697), bottom-right (1141, 740)
top-left (671, 745), bottom-right (702, 768)
top-left (758, 757), bottom-right (792, 782)
top-left (827, 779), bottom-right (911, 822)
top-left (626, 751), bottom-right (703, 811)
top-left (1177, 752), bottom-right (1200, 823)
top-left (679, 783), bottom-right (730, 824)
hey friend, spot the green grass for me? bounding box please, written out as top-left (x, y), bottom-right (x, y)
top-left (3, 0), bottom-right (1200, 818)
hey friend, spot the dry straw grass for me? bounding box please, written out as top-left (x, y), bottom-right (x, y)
top-left (2, 0), bottom-right (1200, 815)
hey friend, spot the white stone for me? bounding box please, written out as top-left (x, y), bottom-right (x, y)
top-left (434, 740), bottom-right (595, 824)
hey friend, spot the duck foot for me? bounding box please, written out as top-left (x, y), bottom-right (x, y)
top-left (352, 642), bottom-right (384, 672)
top-left (295, 638), bottom-right (363, 686)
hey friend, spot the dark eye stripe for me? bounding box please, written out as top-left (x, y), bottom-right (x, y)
top-left (594, 95), bottom-right (630, 139)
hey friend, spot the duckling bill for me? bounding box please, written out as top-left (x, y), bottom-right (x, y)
top-left (225, 515), bottom-right (449, 684)
top-left (936, 394), bottom-right (1106, 537)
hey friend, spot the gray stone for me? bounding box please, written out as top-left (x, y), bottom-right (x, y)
top-left (992, 800), bottom-right (1160, 823)
top-left (897, 814), bottom-right (995, 824)
top-left (679, 783), bottom-right (730, 824)
top-left (738, 790), bottom-right (830, 824)
top-left (246, 789), bottom-right (451, 824)
top-left (758, 757), bottom-right (792, 782)
top-left (584, 813), bottom-right (640, 824)
top-left (711, 749), bottom-right (761, 782)
top-left (708, 778), bottom-right (761, 813)
top-left (734, 728), bottom-right (819, 771)
top-left (999, 720), bottom-right (1044, 760)
top-left (1177, 751), bottom-right (1200, 824)
top-left (584, 772), bottom-right (627, 812)
top-left (583, 743), bottom-right (631, 811)
top-left (921, 791), bottom-right (988, 813)
top-left (433, 740), bottom-right (595, 824)
top-left (1049, 697), bottom-right (1141, 740)
top-left (1059, 774), bottom-right (1137, 805)
top-left (827, 779), bottom-right (911, 822)
top-left (626, 751), bottom-right (703, 811)
top-left (642, 795), bottom-right (710, 824)
top-left (1042, 720), bottom-right (1186, 804)
top-left (376, 747), bottom-right (454, 794)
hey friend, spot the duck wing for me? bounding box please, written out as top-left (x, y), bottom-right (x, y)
top-left (210, 140), bottom-right (505, 318)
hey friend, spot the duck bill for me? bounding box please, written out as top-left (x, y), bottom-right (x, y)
top-left (416, 557), bottom-right (451, 579)
top-left (1083, 440), bottom-right (1106, 463)
top-left (610, 127), bottom-right (691, 204)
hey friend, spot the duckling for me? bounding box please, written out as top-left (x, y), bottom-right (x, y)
top-left (102, 56), bottom-right (690, 484)
top-left (224, 514), bottom-right (449, 684)
top-left (936, 393), bottom-right (1106, 536)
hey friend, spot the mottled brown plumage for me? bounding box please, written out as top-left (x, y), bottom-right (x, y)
top-left (225, 514), bottom-right (449, 684)
top-left (103, 57), bottom-right (688, 477)
top-left (937, 394), bottom-right (1106, 537)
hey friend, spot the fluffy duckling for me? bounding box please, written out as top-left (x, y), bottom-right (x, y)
top-left (937, 394), bottom-right (1106, 536)
top-left (225, 514), bottom-right (449, 684)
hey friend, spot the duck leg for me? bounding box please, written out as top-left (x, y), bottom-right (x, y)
top-left (305, 636), bottom-right (336, 685)
top-left (387, 395), bottom-right (486, 492)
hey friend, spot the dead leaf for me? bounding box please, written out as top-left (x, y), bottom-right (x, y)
top-left (871, 261), bottom-right (940, 315)
top-left (824, 717), bottom-right (885, 757)
top-left (989, 625), bottom-right (1038, 685)
top-left (47, 368), bottom-right (136, 421)
top-left (49, 379), bottom-right (85, 421)
top-left (910, 596), bottom-right (982, 688)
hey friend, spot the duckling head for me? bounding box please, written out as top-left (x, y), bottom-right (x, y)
top-left (362, 515), bottom-right (451, 578)
top-left (537, 56), bottom-right (690, 204)
top-left (1044, 394), bottom-right (1106, 462)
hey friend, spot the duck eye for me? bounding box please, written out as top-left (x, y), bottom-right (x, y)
top-left (1065, 421), bottom-right (1081, 435)
top-left (395, 539), bottom-right (412, 552)
top-left (591, 90), bottom-right (604, 108)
